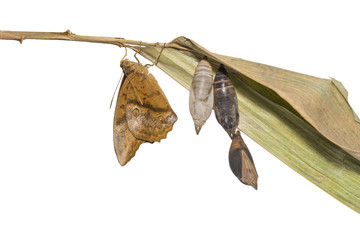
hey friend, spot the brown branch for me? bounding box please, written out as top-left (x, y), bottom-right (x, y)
top-left (0, 29), bottom-right (189, 51)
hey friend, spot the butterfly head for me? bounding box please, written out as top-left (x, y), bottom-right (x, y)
top-left (121, 59), bottom-right (148, 76)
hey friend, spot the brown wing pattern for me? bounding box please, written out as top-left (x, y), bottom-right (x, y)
top-left (113, 59), bottom-right (177, 166)
top-left (113, 72), bottom-right (144, 166)
top-left (126, 71), bottom-right (177, 143)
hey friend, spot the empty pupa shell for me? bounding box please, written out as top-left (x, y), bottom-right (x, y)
top-left (229, 131), bottom-right (258, 190)
top-left (189, 57), bottom-right (214, 134)
top-left (213, 65), bottom-right (239, 137)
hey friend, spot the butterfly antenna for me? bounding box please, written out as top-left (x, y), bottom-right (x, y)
top-left (109, 71), bottom-right (123, 109)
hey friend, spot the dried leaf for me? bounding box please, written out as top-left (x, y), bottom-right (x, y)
top-left (139, 37), bottom-right (360, 213)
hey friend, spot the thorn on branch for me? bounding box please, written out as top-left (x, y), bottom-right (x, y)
top-left (64, 29), bottom-right (75, 40)
top-left (65, 29), bottom-right (73, 35)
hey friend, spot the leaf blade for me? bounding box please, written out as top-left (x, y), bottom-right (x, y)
top-left (139, 38), bottom-right (360, 213)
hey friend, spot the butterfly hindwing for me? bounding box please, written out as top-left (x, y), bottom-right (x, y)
top-left (113, 72), bottom-right (144, 166)
top-left (125, 62), bottom-right (177, 143)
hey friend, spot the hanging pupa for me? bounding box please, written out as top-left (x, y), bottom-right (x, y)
top-left (229, 131), bottom-right (258, 189)
top-left (189, 57), bottom-right (214, 134)
top-left (213, 64), bottom-right (239, 137)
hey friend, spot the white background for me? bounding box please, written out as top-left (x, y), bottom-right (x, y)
top-left (0, 1), bottom-right (359, 239)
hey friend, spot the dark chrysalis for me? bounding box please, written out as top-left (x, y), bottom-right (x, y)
top-left (229, 131), bottom-right (258, 189)
top-left (213, 64), bottom-right (258, 189)
top-left (213, 65), bottom-right (239, 137)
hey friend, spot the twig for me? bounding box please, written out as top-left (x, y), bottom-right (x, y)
top-left (0, 30), bottom-right (190, 51)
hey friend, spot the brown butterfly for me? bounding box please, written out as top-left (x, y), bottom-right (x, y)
top-left (229, 131), bottom-right (258, 189)
top-left (113, 59), bottom-right (177, 166)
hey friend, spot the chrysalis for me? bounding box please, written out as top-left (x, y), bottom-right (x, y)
top-left (189, 57), bottom-right (214, 134)
top-left (229, 131), bottom-right (258, 189)
top-left (213, 64), bottom-right (239, 137)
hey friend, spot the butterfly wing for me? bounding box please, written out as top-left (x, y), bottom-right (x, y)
top-left (113, 73), bottom-right (145, 166)
top-left (240, 148), bottom-right (258, 190)
top-left (113, 59), bottom-right (177, 165)
top-left (125, 66), bottom-right (177, 143)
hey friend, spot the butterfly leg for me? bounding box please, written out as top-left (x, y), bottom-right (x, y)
top-left (145, 42), bottom-right (166, 68)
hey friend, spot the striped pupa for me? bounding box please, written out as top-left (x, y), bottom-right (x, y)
top-left (213, 64), bottom-right (239, 137)
top-left (189, 57), bottom-right (214, 134)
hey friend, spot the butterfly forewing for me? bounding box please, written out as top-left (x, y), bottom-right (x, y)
top-left (241, 149), bottom-right (258, 189)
